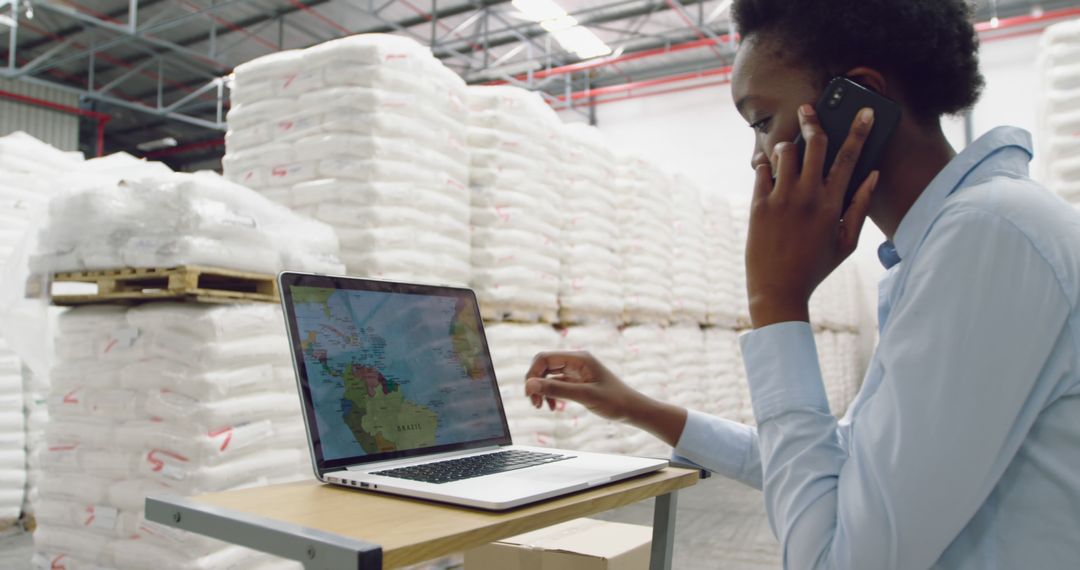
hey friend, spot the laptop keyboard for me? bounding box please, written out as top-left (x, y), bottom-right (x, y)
top-left (371, 450), bottom-right (573, 484)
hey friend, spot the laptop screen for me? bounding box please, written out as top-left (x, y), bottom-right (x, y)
top-left (280, 273), bottom-right (512, 473)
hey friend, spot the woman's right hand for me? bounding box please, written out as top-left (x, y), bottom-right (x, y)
top-left (524, 351), bottom-right (643, 422)
top-left (524, 351), bottom-right (690, 447)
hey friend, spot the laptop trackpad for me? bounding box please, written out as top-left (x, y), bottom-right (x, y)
top-left (509, 464), bottom-right (617, 487)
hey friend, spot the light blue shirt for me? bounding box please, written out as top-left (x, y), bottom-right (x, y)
top-left (675, 127), bottom-right (1080, 569)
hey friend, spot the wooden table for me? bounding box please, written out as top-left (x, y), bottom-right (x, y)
top-left (145, 467), bottom-right (700, 570)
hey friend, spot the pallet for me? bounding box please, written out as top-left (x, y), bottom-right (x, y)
top-left (50, 266), bottom-right (279, 306)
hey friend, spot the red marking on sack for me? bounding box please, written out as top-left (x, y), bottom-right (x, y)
top-left (271, 166), bottom-right (288, 178)
top-left (146, 449), bottom-right (190, 472)
top-left (83, 505), bottom-right (95, 527)
top-left (282, 74), bottom-right (297, 88)
top-left (62, 387), bottom-right (81, 404)
top-left (208, 426), bottom-right (234, 452)
top-left (48, 444), bottom-right (77, 452)
top-left (494, 206), bottom-right (511, 222)
top-left (385, 53), bottom-right (409, 61)
top-left (103, 338), bottom-right (118, 354)
top-left (50, 554), bottom-right (66, 570)
top-left (278, 120), bottom-right (294, 131)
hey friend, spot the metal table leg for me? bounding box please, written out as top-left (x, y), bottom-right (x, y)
top-left (649, 491), bottom-right (678, 570)
top-left (145, 496), bottom-right (383, 570)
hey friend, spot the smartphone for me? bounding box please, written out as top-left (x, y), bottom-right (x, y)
top-left (793, 77), bottom-right (901, 214)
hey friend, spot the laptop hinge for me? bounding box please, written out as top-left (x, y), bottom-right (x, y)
top-left (344, 445), bottom-right (504, 471)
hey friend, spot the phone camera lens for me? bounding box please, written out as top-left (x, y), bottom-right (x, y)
top-left (828, 88), bottom-right (844, 108)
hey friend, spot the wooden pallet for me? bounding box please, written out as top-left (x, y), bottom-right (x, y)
top-left (50, 266), bottom-right (279, 306)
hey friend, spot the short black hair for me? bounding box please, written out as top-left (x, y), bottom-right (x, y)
top-left (732, 0), bottom-right (984, 121)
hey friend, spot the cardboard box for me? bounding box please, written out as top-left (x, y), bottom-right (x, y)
top-left (464, 518), bottom-right (652, 570)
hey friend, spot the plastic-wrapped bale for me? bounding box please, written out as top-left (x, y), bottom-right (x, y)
top-left (666, 324), bottom-right (708, 414)
top-left (615, 154), bottom-right (674, 325)
top-left (670, 176), bottom-right (709, 324)
top-left (0, 337), bottom-right (25, 531)
top-left (704, 328), bottom-right (752, 424)
top-left (0, 131), bottom-right (84, 177)
top-left (703, 194), bottom-right (742, 327)
top-left (484, 323), bottom-right (561, 448)
top-left (1036, 19), bottom-right (1080, 199)
top-left (467, 86), bottom-right (561, 322)
top-left (225, 34), bottom-right (472, 286)
top-left (730, 201), bottom-right (752, 324)
top-left (21, 364), bottom-right (48, 519)
top-left (555, 325), bottom-right (627, 454)
top-left (32, 171), bottom-right (344, 276)
top-left (557, 124), bottom-right (623, 324)
top-left (619, 325), bottom-right (670, 456)
top-left (33, 304), bottom-right (310, 570)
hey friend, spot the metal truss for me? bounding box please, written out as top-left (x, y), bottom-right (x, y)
top-left (0, 0), bottom-right (736, 133)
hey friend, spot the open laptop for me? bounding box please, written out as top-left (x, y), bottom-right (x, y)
top-left (278, 272), bottom-right (667, 510)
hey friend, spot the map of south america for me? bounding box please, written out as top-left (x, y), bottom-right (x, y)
top-left (291, 285), bottom-right (506, 461)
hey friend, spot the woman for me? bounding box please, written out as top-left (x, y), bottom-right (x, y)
top-left (525, 0), bottom-right (1080, 568)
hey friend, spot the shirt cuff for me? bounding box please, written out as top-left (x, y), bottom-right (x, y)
top-left (739, 321), bottom-right (829, 424)
top-left (673, 409), bottom-right (756, 484)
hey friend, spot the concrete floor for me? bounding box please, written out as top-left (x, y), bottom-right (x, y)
top-left (0, 477), bottom-right (780, 569)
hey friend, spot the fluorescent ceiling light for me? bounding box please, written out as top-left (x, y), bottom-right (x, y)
top-left (136, 137), bottom-right (178, 152)
top-left (0, 14), bottom-right (15, 28)
top-left (541, 15), bottom-right (578, 32)
top-left (512, 0), bottom-right (612, 60)
top-left (512, 0), bottom-right (566, 21)
top-left (552, 26), bottom-right (612, 59)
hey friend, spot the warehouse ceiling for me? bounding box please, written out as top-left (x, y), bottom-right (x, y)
top-left (0, 0), bottom-right (1074, 170)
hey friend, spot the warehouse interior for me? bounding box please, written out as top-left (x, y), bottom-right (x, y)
top-left (2, 0), bottom-right (1080, 569)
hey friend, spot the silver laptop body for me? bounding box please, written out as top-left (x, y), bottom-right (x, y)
top-left (278, 272), bottom-right (667, 510)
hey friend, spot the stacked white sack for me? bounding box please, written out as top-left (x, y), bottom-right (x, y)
top-left (225, 34), bottom-right (472, 285)
top-left (810, 262), bottom-right (860, 331)
top-left (670, 176), bottom-right (709, 324)
top-left (703, 194), bottom-right (742, 327)
top-left (620, 325), bottom-right (670, 456)
top-left (467, 86), bottom-right (561, 322)
top-left (558, 124), bottom-right (623, 324)
top-left (730, 201), bottom-right (751, 323)
top-left (1036, 19), bottom-right (1080, 199)
top-left (557, 326), bottom-right (626, 454)
top-left (34, 303), bottom-right (309, 570)
top-left (615, 154), bottom-right (674, 324)
top-left (33, 170), bottom-right (343, 276)
top-left (484, 323), bottom-right (561, 448)
top-left (666, 324), bottom-right (708, 413)
top-left (704, 328), bottom-right (753, 425)
top-left (21, 365), bottom-right (48, 519)
top-left (0, 338), bottom-right (24, 531)
top-left (0, 131), bottom-right (83, 179)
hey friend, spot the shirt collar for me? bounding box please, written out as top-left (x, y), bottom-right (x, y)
top-left (878, 126), bottom-right (1034, 269)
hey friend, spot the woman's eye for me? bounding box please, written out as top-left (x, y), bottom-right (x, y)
top-left (750, 117), bottom-right (772, 134)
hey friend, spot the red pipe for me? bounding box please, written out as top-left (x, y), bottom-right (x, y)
top-left (0, 88), bottom-right (111, 156)
top-left (555, 66), bottom-right (732, 103)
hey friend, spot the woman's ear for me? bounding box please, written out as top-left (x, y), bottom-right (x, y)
top-left (844, 67), bottom-right (888, 96)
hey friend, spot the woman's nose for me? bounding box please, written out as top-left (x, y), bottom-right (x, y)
top-left (751, 150), bottom-right (770, 172)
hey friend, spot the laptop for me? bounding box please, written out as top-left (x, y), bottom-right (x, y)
top-left (278, 271), bottom-right (667, 510)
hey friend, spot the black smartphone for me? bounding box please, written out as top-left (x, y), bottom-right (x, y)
top-left (793, 76), bottom-right (901, 214)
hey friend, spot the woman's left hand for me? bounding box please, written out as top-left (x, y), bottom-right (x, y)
top-left (745, 104), bottom-right (880, 329)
